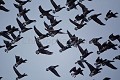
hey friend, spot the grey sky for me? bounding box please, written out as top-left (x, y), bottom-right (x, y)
top-left (0, 0), bottom-right (120, 80)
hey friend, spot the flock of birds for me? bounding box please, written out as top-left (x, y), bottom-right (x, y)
top-left (0, 0), bottom-right (120, 80)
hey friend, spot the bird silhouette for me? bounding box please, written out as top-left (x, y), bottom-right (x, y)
top-left (46, 65), bottom-right (61, 77)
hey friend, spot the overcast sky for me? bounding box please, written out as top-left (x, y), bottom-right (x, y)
top-left (0, 0), bottom-right (120, 80)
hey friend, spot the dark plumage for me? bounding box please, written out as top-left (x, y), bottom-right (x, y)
top-left (105, 10), bottom-right (118, 21)
top-left (34, 26), bottom-right (49, 40)
top-left (109, 33), bottom-right (120, 42)
top-left (4, 40), bottom-right (17, 53)
top-left (0, 31), bottom-right (13, 40)
top-left (85, 61), bottom-right (102, 77)
top-left (22, 13), bottom-right (36, 26)
top-left (50, 0), bottom-right (65, 14)
top-left (113, 55), bottom-right (120, 60)
top-left (15, 55), bottom-right (27, 67)
top-left (103, 77), bottom-right (111, 80)
top-left (46, 65), bottom-right (60, 77)
top-left (11, 32), bottom-right (23, 44)
top-left (34, 36), bottom-right (53, 55)
top-left (13, 3), bottom-right (30, 17)
top-left (13, 66), bottom-right (27, 80)
top-left (56, 39), bottom-right (71, 52)
top-left (88, 13), bottom-right (105, 25)
top-left (38, 5), bottom-right (52, 18)
top-left (69, 67), bottom-right (84, 78)
top-left (75, 59), bottom-right (86, 68)
top-left (15, 0), bottom-right (31, 5)
top-left (69, 18), bottom-right (87, 30)
top-left (78, 44), bottom-right (93, 60)
top-left (0, 5), bottom-right (9, 12)
top-left (16, 18), bottom-right (32, 33)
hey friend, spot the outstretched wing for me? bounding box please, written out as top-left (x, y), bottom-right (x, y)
top-left (92, 17), bottom-right (105, 25)
top-left (69, 67), bottom-right (76, 73)
top-left (13, 66), bottom-right (21, 76)
top-left (50, 68), bottom-right (60, 77)
top-left (34, 26), bottom-right (43, 37)
top-left (44, 21), bottom-right (51, 29)
top-left (16, 18), bottom-right (25, 30)
top-left (78, 2), bottom-right (88, 13)
top-left (41, 49), bottom-right (53, 55)
top-left (77, 44), bottom-right (84, 55)
top-left (15, 55), bottom-right (20, 63)
top-left (67, 30), bottom-right (73, 40)
top-left (105, 62), bottom-right (117, 69)
top-left (85, 61), bottom-right (95, 72)
top-left (0, 5), bottom-right (9, 12)
top-left (69, 18), bottom-right (79, 27)
top-left (23, 13), bottom-right (29, 21)
top-left (56, 39), bottom-right (65, 48)
top-left (34, 36), bottom-right (43, 48)
top-left (76, 60), bottom-right (85, 68)
top-left (50, 0), bottom-right (58, 9)
top-left (38, 5), bottom-right (44, 13)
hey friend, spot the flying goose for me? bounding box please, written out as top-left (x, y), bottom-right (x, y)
top-left (88, 13), bottom-right (105, 25)
top-left (6, 25), bottom-right (19, 34)
top-left (13, 3), bottom-right (30, 17)
top-left (15, 55), bottom-right (27, 67)
top-left (77, 44), bottom-right (93, 60)
top-left (38, 5), bottom-right (52, 18)
top-left (0, 31), bottom-right (13, 40)
top-left (69, 18), bottom-right (87, 30)
top-left (22, 13), bottom-right (36, 26)
top-left (69, 67), bottom-right (84, 78)
top-left (50, 0), bottom-right (65, 14)
top-left (11, 32), bottom-right (23, 44)
top-left (105, 10), bottom-right (118, 21)
top-left (46, 65), bottom-right (60, 77)
top-left (103, 77), bottom-right (111, 80)
top-left (3, 40), bottom-right (17, 53)
top-left (85, 61), bottom-right (102, 77)
top-left (13, 66), bottom-right (27, 80)
top-left (56, 39), bottom-right (71, 52)
top-left (16, 18), bottom-right (32, 33)
top-left (34, 36), bottom-right (53, 55)
top-left (109, 33), bottom-right (120, 42)
top-left (34, 26), bottom-right (49, 40)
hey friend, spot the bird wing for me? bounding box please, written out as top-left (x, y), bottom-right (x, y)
top-left (11, 32), bottom-right (17, 40)
top-left (38, 5), bottom-right (44, 13)
top-left (23, 13), bottom-right (29, 21)
top-left (77, 60), bottom-right (85, 68)
top-left (85, 61), bottom-right (95, 72)
top-left (77, 44), bottom-right (84, 55)
top-left (69, 67), bottom-right (76, 73)
top-left (13, 66), bottom-right (21, 76)
top-left (15, 55), bottom-right (20, 62)
top-left (34, 36), bottom-right (43, 48)
top-left (34, 26), bottom-right (43, 37)
top-left (92, 17), bottom-right (105, 25)
top-left (56, 39), bottom-right (65, 48)
top-left (69, 19), bottom-right (79, 27)
top-left (78, 2), bottom-right (88, 13)
top-left (105, 62), bottom-right (117, 69)
top-left (1, 32), bottom-right (13, 40)
top-left (3, 40), bottom-right (11, 48)
top-left (44, 21), bottom-right (51, 29)
top-left (67, 30), bottom-right (73, 40)
top-left (41, 49), bottom-right (53, 55)
top-left (0, 5), bottom-right (9, 12)
top-left (50, 68), bottom-right (60, 77)
top-left (50, 0), bottom-right (58, 9)
top-left (16, 18), bottom-right (25, 30)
